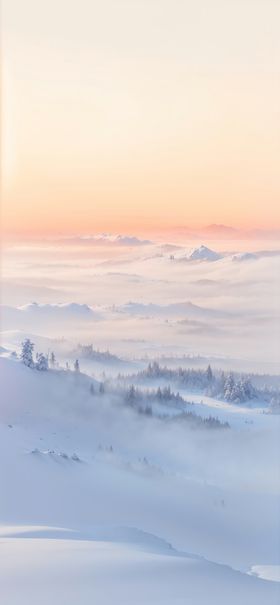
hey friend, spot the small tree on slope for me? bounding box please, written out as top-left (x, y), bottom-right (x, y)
top-left (206, 364), bottom-right (213, 383)
top-left (50, 352), bottom-right (56, 368)
top-left (20, 339), bottom-right (34, 368)
top-left (36, 353), bottom-right (49, 371)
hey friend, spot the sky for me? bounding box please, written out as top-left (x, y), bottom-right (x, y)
top-left (1, 0), bottom-right (280, 236)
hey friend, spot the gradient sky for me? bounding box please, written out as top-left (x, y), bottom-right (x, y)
top-left (2, 0), bottom-right (280, 235)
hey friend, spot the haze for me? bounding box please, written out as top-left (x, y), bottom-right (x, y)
top-left (2, 0), bottom-right (280, 236)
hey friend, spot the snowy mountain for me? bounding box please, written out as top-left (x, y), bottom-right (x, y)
top-left (19, 302), bottom-right (95, 317)
top-left (164, 224), bottom-right (280, 241)
top-left (175, 245), bottom-right (222, 262)
top-left (202, 224), bottom-right (238, 237)
top-left (231, 252), bottom-right (258, 262)
top-left (188, 245), bottom-right (222, 261)
top-left (115, 300), bottom-right (228, 319)
top-left (71, 233), bottom-right (153, 246)
top-left (1, 302), bottom-right (101, 331)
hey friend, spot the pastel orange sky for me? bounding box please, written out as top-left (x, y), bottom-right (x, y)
top-left (1, 0), bottom-right (280, 236)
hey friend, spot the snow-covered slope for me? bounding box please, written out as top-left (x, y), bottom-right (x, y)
top-left (1, 526), bottom-right (279, 605)
top-left (176, 245), bottom-right (222, 262)
top-left (1, 355), bottom-right (279, 600)
top-left (2, 231), bottom-right (279, 603)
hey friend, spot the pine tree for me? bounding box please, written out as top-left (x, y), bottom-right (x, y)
top-left (163, 385), bottom-right (171, 400)
top-left (50, 352), bottom-right (56, 368)
top-left (224, 373), bottom-right (235, 401)
top-left (156, 387), bottom-right (162, 400)
top-left (20, 339), bottom-right (34, 368)
top-left (36, 353), bottom-right (48, 371)
top-left (127, 384), bottom-right (137, 403)
top-left (74, 359), bottom-right (80, 372)
top-left (206, 364), bottom-right (213, 382)
top-left (219, 371), bottom-right (226, 395)
top-left (236, 377), bottom-right (254, 402)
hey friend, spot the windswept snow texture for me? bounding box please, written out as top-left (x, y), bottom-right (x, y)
top-left (1, 530), bottom-right (279, 605)
top-left (1, 235), bottom-right (280, 604)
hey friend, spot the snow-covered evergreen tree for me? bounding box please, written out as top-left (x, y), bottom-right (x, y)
top-left (20, 339), bottom-right (34, 368)
top-left (162, 385), bottom-right (171, 400)
top-left (156, 387), bottom-right (162, 400)
top-left (50, 352), bottom-right (56, 368)
top-left (239, 377), bottom-right (255, 401)
top-left (224, 372), bottom-right (235, 401)
top-left (223, 373), bottom-right (254, 403)
top-left (206, 364), bottom-right (213, 382)
top-left (127, 384), bottom-right (137, 403)
top-left (36, 353), bottom-right (49, 371)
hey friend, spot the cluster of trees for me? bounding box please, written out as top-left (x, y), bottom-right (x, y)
top-left (19, 338), bottom-right (267, 410)
top-left (138, 362), bottom-right (214, 390)
top-left (18, 341), bottom-right (231, 429)
top-left (124, 385), bottom-right (152, 415)
top-left (221, 373), bottom-right (255, 403)
top-left (155, 385), bottom-right (183, 403)
top-left (72, 344), bottom-right (119, 363)
top-left (89, 381), bottom-right (106, 395)
top-left (172, 411), bottom-right (229, 430)
top-left (269, 395), bottom-right (280, 414)
top-left (125, 384), bottom-right (184, 410)
top-left (123, 384), bottom-right (228, 428)
top-left (251, 383), bottom-right (280, 409)
top-left (133, 362), bottom-right (256, 404)
top-left (20, 339), bottom-right (81, 374)
top-left (20, 339), bottom-right (49, 371)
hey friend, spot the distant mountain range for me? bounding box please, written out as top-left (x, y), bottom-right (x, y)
top-left (55, 234), bottom-right (153, 246)
top-left (159, 224), bottom-right (280, 240)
